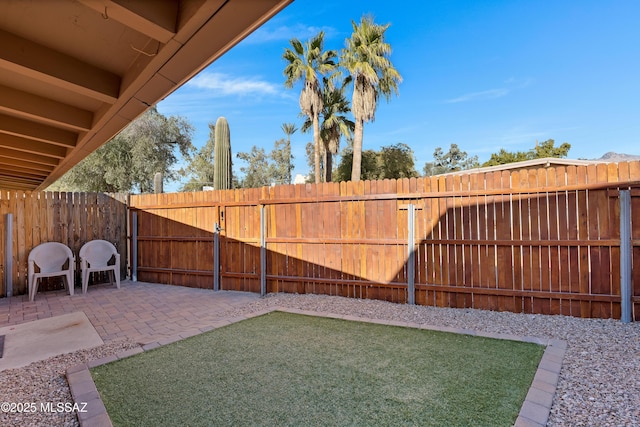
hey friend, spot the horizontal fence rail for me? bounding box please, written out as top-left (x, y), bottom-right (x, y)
top-left (130, 161), bottom-right (640, 320)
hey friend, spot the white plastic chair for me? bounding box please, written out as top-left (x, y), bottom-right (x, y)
top-left (28, 242), bottom-right (75, 301)
top-left (80, 240), bottom-right (121, 293)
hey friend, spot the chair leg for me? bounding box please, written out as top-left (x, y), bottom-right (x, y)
top-left (29, 276), bottom-right (38, 302)
top-left (67, 271), bottom-right (74, 296)
top-left (82, 270), bottom-right (90, 294)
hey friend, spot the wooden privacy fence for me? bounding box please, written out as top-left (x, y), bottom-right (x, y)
top-left (1, 191), bottom-right (128, 296)
top-left (130, 161), bottom-right (640, 321)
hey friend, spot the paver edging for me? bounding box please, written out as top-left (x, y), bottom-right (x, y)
top-left (67, 307), bottom-right (566, 427)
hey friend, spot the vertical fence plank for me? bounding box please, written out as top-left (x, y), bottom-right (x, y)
top-left (4, 213), bottom-right (13, 297)
top-left (451, 175), bottom-right (464, 308)
top-left (620, 190), bottom-right (632, 323)
top-left (496, 170), bottom-right (515, 312)
top-left (15, 192), bottom-right (27, 293)
top-left (566, 166), bottom-right (579, 316)
top-left (1, 191), bottom-right (6, 295)
top-left (467, 171), bottom-right (481, 309)
top-left (484, 172), bottom-right (498, 310)
top-left (407, 204), bottom-right (416, 304)
top-left (510, 170), bottom-right (524, 313)
top-left (547, 168), bottom-right (561, 315)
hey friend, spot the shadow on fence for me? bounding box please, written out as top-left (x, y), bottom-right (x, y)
top-left (130, 182), bottom-right (640, 321)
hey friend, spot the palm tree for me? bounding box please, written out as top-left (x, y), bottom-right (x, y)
top-left (302, 78), bottom-right (354, 182)
top-left (341, 16), bottom-right (402, 182)
top-left (281, 123), bottom-right (298, 142)
top-left (280, 122), bottom-right (298, 184)
top-left (283, 32), bottom-right (337, 184)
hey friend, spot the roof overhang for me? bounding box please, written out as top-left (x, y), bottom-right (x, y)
top-left (0, 0), bottom-right (292, 191)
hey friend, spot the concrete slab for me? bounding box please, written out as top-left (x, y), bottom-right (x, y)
top-left (0, 312), bottom-right (103, 371)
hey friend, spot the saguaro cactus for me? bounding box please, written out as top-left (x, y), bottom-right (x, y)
top-left (213, 116), bottom-right (232, 190)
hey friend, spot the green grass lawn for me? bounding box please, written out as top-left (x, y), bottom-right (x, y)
top-left (91, 312), bottom-right (544, 426)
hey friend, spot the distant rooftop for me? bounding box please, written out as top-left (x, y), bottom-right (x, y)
top-left (443, 157), bottom-right (609, 177)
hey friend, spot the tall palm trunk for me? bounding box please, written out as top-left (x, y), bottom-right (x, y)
top-left (325, 149), bottom-right (333, 182)
top-left (284, 139), bottom-right (292, 184)
top-left (351, 118), bottom-right (364, 182)
top-left (313, 112), bottom-right (321, 184)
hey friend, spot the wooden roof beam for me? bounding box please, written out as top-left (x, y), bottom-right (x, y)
top-left (0, 179), bottom-right (38, 191)
top-left (0, 29), bottom-right (121, 104)
top-left (0, 147), bottom-right (60, 167)
top-left (0, 134), bottom-right (67, 159)
top-left (78, 0), bottom-right (178, 44)
top-left (0, 161), bottom-right (53, 176)
top-left (0, 84), bottom-right (93, 131)
top-left (0, 114), bottom-right (78, 148)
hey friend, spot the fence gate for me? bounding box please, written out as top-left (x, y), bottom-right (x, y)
top-left (133, 203), bottom-right (219, 289)
top-left (215, 204), bottom-right (262, 293)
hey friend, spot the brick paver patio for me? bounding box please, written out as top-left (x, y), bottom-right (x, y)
top-left (0, 280), bottom-right (260, 345)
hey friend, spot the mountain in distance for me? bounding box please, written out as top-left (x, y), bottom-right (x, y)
top-left (596, 152), bottom-right (640, 162)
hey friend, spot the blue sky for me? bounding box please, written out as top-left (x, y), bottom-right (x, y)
top-left (157, 0), bottom-right (640, 189)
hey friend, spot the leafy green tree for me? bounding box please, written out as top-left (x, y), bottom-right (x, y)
top-left (341, 16), bottom-right (402, 182)
top-left (236, 146), bottom-right (271, 188)
top-left (423, 144), bottom-right (479, 176)
top-left (480, 149), bottom-right (528, 167)
top-left (334, 143), bottom-right (418, 182)
top-left (334, 147), bottom-right (380, 182)
top-left (531, 139), bottom-right (571, 159)
top-left (283, 32), bottom-right (337, 184)
top-left (51, 107), bottom-right (193, 192)
top-left (304, 141), bottom-right (319, 183)
top-left (482, 139), bottom-right (571, 167)
top-left (379, 143), bottom-right (419, 179)
top-left (270, 137), bottom-right (294, 185)
top-left (236, 138), bottom-right (296, 188)
top-left (181, 123), bottom-right (215, 191)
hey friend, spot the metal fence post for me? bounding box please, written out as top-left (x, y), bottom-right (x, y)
top-left (131, 211), bottom-right (138, 282)
top-left (620, 190), bottom-right (632, 323)
top-left (214, 223), bottom-right (220, 291)
top-left (260, 205), bottom-right (266, 297)
top-left (4, 213), bottom-right (13, 297)
top-left (407, 204), bottom-right (416, 305)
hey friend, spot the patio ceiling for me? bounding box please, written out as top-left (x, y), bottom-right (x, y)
top-left (0, 0), bottom-right (292, 191)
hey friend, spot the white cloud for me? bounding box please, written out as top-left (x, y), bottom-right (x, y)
top-left (445, 88), bottom-right (510, 104)
top-left (444, 78), bottom-right (533, 104)
top-left (187, 72), bottom-right (281, 97)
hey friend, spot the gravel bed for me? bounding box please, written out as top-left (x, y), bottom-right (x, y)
top-left (1, 293), bottom-right (638, 426)
top-left (0, 338), bottom-right (138, 427)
